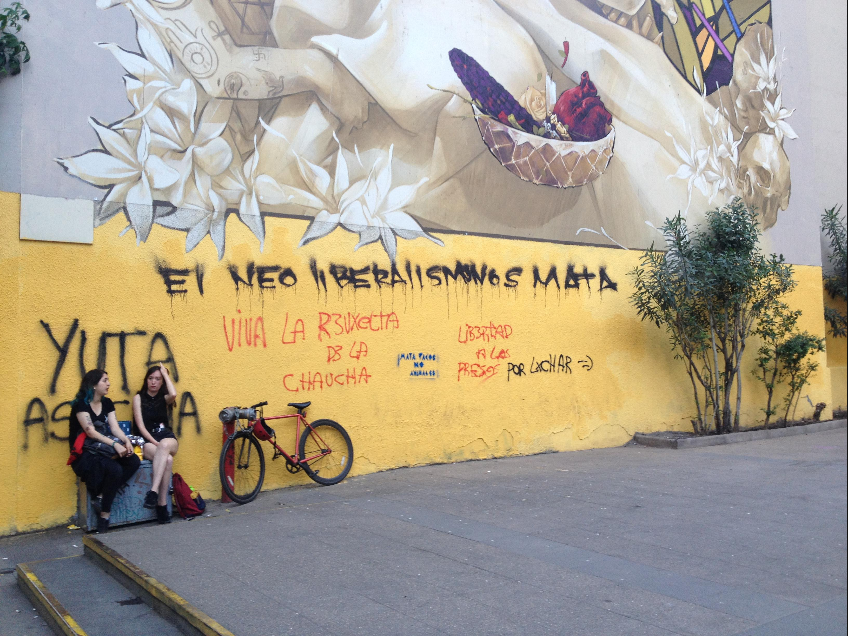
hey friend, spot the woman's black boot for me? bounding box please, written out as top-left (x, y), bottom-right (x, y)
top-left (143, 490), bottom-right (158, 509)
top-left (96, 517), bottom-right (110, 534)
top-left (156, 505), bottom-right (171, 524)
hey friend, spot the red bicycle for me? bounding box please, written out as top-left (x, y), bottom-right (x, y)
top-left (218, 401), bottom-right (353, 504)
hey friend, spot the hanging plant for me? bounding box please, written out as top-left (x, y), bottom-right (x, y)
top-left (1, 2), bottom-right (30, 78)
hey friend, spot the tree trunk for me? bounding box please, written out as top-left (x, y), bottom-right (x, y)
top-left (709, 313), bottom-right (722, 433)
top-left (734, 338), bottom-right (746, 432)
top-left (782, 373), bottom-right (796, 425)
top-left (764, 362), bottom-right (779, 429)
top-left (686, 361), bottom-right (704, 433)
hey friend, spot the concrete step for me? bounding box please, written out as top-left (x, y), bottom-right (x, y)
top-left (17, 554), bottom-right (182, 636)
top-left (16, 534), bottom-right (232, 636)
top-left (81, 535), bottom-right (233, 636)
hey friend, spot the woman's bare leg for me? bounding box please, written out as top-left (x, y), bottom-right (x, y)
top-left (158, 454), bottom-right (174, 506)
top-left (149, 438), bottom-right (178, 496)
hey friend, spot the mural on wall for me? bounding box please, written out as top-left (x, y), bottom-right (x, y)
top-left (58, 0), bottom-right (793, 261)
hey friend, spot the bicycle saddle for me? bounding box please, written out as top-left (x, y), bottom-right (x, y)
top-left (288, 401), bottom-right (311, 410)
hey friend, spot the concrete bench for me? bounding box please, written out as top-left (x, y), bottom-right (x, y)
top-left (77, 422), bottom-right (172, 531)
top-left (77, 459), bottom-right (173, 531)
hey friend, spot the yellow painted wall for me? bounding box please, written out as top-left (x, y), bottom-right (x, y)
top-left (0, 190), bottom-right (835, 535)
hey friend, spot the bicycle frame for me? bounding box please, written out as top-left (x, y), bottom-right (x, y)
top-left (246, 410), bottom-right (332, 466)
top-left (222, 409), bottom-right (333, 477)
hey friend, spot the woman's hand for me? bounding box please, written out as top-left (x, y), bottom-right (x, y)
top-left (114, 442), bottom-right (131, 458)
top-left (159, 363), bottom-right (178, 404)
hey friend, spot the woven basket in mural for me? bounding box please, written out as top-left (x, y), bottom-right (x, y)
top-left (473, 105), bottom-right (615, 188)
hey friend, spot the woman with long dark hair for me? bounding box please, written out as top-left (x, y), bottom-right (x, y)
top-left (132, 363), bottom-right (178, 523)
top-left (68, 369), bottom-right (140, 533)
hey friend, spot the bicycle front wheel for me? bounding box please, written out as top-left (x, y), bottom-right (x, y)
top-left (220, 431), bottom-right (265, 504)
top-left (298, 419), bottom-right (353, 486)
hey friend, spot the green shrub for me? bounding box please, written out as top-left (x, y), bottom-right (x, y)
top-left (630, 198), bottom-right (794, 434)
top-left (1, 2), bottom-right (29, 79)
top-left (822, 205), bottom-right (847, 338)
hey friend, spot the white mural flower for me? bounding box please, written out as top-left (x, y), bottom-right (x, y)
top-left (355, 146), bottom-right (443, 262)
top-left (713, 121), bottom-right (741, 168)
top-left (58, 119), bottom-right (178, 242)
top-left (295, 142), bottom-right (442, 262)
top-left (64, 0), bottom-right (451, 261)
top-left (98, 18), bottom-right (191, 125)
top-left (152, 99), bottom-right (235, 207)
top-left (294, 139), bottom-right (374, 249)
top-left (761, 94), bottom-right (797, 144)
top-left (749, 43), bottom-right (778, 96)
top-left (707, 121), bottom-right (742, 201)
top-left (156, 186), bottom-right (229, 258)
top-left (213, 137), bottom-right (298, 251)
top-left (703, 152), bottom-right (731, 203)
top-left (667, 132), bottom-right (711, 211)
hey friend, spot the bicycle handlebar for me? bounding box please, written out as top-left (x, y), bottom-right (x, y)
top-left (219, 401), bottom-right (268, 423)
top-left (218, 406), bottom-right (257, 422)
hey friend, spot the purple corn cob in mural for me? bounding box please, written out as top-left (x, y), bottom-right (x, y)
top-left (449, 48), bottom-right (535, 132)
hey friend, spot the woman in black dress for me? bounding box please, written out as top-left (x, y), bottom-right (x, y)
top-left (68, 369), bottom-right (140, 533)
top-left (133, 363), bottom-right (178, 522)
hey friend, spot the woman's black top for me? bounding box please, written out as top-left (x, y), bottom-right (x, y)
top-left (138, 391), bottom-right (170, 430)
top-left (68, 398), bottom-right (115, 450)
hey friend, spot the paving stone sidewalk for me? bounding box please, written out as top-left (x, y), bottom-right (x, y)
top-left (89, 428), bottom-right (846, 636)
top-left (2, 428), bottom-right (845, 635)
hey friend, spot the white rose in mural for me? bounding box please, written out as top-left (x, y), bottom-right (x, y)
top-left (517, 86), bottom-right (547, 122)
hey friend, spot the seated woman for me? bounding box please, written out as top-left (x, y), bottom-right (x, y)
top-left (68, 369), bottom-right (140, 534)
top-left (133, 363), bottom-right (178, 523)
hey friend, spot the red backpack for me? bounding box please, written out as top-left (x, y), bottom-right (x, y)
top-left (171, 473), bottom-right (206, 519)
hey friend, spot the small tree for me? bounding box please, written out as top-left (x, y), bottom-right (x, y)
top-left (822, 205), bottom-right (847, 338)
top-left (630, 214), bottom-right (715, 434)
top-left (777, 332), bottom-right (825, 424)
top-left (631, 198), bottom-right (795, 434)
top-left (1, 2), bottom-right (29, 78)
top-left (753, 302), bottom-right (801, 429)
top-left (694, 201), bottom-right (795, 432)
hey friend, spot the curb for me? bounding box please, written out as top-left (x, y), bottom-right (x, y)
top-left (83, 535), bottom-right (234, 636)
top-left (16, 562), bottom-right (88, 636)
top-left (634, 418), bottom-right (847, 449)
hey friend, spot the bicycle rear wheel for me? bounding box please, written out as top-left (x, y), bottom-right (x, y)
top-left (220, 431), bottom-right (265, 504)
top-left (298, 419), bottom-right (353, 486)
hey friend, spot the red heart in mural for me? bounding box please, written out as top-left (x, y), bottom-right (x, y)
top-left (552, 71), bottom-right (612, 141)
